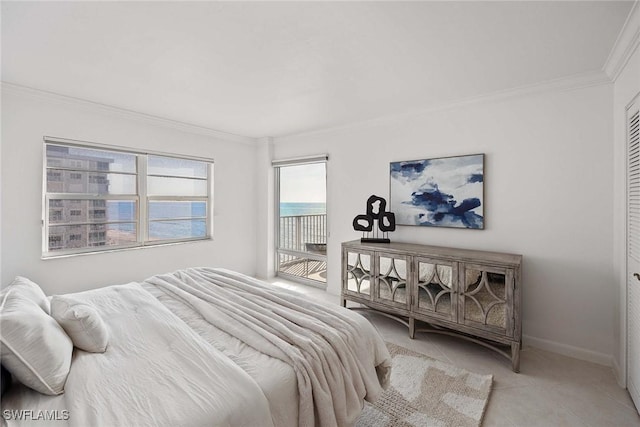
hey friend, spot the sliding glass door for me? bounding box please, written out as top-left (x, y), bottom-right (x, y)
top-left (275, 160), bottom-right (327, 286)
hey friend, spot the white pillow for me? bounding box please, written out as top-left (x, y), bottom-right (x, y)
top-left (0, 289), bottom-right (73, 395)
top-left (0, 276), bottom-right (50, 314)
top-left (51, 296), bottom-right (109, 353)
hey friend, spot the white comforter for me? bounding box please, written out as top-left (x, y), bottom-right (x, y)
top-left (2, 282), bottom-right (273, 427)
top-left (2, 268), bottom-right (391, 427)
top-left (143, 268), bottom-right (391, 427)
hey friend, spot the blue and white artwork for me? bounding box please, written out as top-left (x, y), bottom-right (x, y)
top-left (390, 154), bottom-right (484, 229)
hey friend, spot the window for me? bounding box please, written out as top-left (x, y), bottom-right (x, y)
top-left (146, 155), bottom-right (209, 241)
top-left (48, 235), bottom-right (62, 249)
top-left (47, 171), bottom-right (62, 181)
top-left (89, 209), bottom-right (106, 219)
top-left (49, 210), bottom-right (62, 221)
top-left (43, 138), bottom-right (213, 257)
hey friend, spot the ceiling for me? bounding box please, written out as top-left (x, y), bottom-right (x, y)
top-left (1, 1), bottom-right (634, 139)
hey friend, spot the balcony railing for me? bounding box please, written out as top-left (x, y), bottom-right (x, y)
top-left (277, 214), bottom-right (327, 284)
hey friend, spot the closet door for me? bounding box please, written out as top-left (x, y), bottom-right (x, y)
top-left (627, 96), bottom-right (640, 412)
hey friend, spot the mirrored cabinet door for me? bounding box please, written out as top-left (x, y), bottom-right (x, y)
top-left (412, 257), bottom-right (457, 321)
top-left (343, 250), bottom-right (373, 299)
top-left (459, 264), bottom-right (513, 336)
top-left (375, 255), bottom-right (409, 308)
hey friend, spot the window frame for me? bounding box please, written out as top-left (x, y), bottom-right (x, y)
top-left (42, 137), bottom-right (214, 258)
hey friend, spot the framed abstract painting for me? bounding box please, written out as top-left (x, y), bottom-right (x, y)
top-left (390, 154), bottom-right (484, 229)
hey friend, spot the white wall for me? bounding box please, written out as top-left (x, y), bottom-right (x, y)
top-left (1, 87), bottom-right (259, 295)
top-left (272, 82), bottom-right (615, 363)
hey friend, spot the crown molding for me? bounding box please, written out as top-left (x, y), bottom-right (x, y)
top-left (438, 70), bottom-right (612, 111)
top-left (0, 82), bottom-right (258, 145)
top-left (604, 0), bottom-right (640, 81)
top-left (277, 70), bottom-right (612, 140)
top-left (1, 67), bottom-right (613, 143)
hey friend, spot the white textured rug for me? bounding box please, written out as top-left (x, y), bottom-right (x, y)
top-left (356, 343), bottom-right (493, 427)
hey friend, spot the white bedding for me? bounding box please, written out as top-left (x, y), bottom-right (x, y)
top-left (142, 279), bottom-right (300, 427)
top-left (2, 282), bottom-right (273, 427)
top-left (1, 268), bottom-right (391, 427)
top-left (143, 268), bottom-right (391, 427)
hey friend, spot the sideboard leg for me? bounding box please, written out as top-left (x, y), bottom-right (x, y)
top-left (511, 341), bottom-right (521, 373)
top-left (341, 298), bottom-right (347, 308)
top-left (409, 318), bottom-right (416, 339)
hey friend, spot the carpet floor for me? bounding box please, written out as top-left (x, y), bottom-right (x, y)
top-left (356, 342), bottom-right (493, 427)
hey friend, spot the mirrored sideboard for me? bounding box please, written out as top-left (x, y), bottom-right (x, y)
top-left (341, 240), bottom-right (523, 372)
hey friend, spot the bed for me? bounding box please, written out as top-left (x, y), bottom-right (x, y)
top-left (0, 268), bottom-right (391, 427)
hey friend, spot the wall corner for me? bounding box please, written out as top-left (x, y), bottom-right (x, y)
top-left (255, 137), bottom-right (275, 279)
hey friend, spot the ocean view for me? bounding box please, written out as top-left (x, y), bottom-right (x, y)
top-left (280, 202), bottom-right (326, 217)
top-left (107, 201), bottom-right (207, 239)
top-left (108, 201), bottom-right (325, 219)
top-left (99, 202), bottom-right (325, 241)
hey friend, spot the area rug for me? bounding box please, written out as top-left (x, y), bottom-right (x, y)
top-left (356, 342), bottom-right (493, 427)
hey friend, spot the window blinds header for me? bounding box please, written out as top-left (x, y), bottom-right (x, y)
top-left (272, 154), bottom-right (328, 167)
top-left (44, 136), bottom-right (215, 164)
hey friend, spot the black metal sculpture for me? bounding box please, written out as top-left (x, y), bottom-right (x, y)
top-left (352, 195), bottom-right (396, 243)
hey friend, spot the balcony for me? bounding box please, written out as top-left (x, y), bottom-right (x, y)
top-left (277, 214), bottom-right (327, 284)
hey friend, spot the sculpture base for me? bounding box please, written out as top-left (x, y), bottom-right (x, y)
top-left (360, 238), bottom-right (390, 243)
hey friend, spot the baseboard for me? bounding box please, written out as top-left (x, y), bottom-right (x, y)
top-left (523, 334), bottom-right (613, 367)
top-left (612, 356), bottom-right (627, 388)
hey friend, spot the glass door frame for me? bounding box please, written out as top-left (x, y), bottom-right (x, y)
top-left (273, 155), bottom-right (328, 288)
